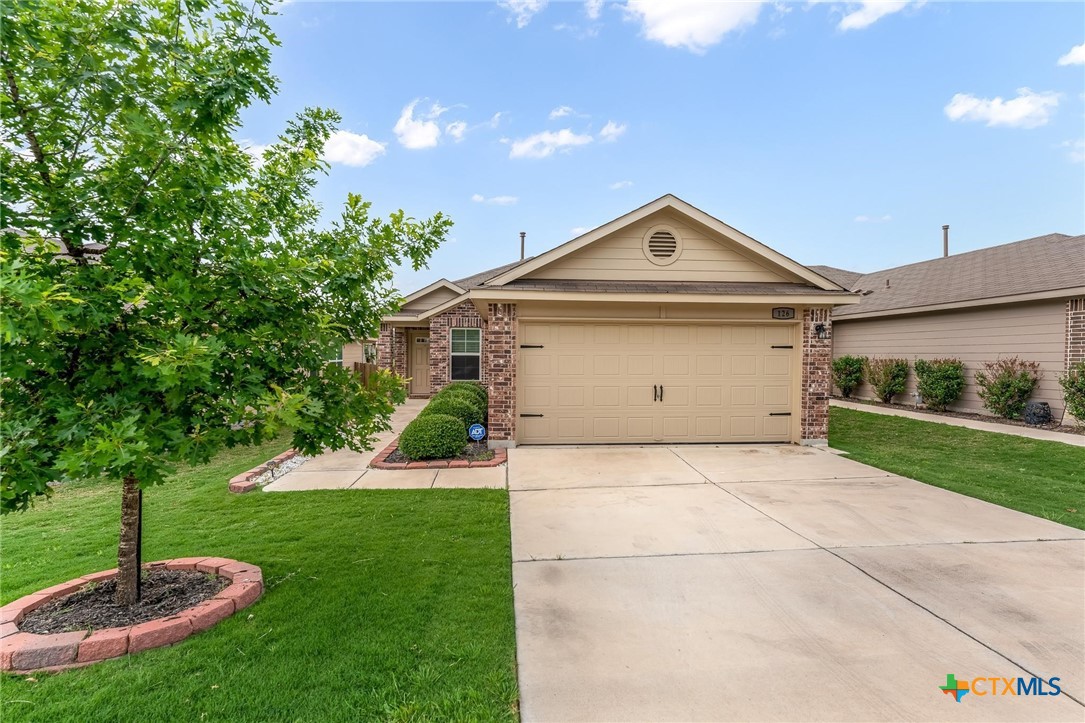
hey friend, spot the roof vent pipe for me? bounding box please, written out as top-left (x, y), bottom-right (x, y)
top-left (942, 224), bottom-right (949, 258)
top-left (520, 231), bottom-right (526, 260)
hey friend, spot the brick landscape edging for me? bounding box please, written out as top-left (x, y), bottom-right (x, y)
top-left (228, 449), bottom-right (299, 493)
top-left (0, 558), bottom-right (262, 674)
top-left (369, 438), bottom-right (507, 469)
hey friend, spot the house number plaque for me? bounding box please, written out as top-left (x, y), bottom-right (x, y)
top-left (771, 307), bottom-right (796, 320)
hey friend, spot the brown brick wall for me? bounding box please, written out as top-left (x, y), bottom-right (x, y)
top-left (484, 303), bottom-right (517, 444)
top-left (377, 324), bottom-right (408, 377)
top-left (1068, 297), bottom-right (1085, 370)
top-left (801, 307), bottom-right (832, 443)
top-left (428, 301), bottom-right (484, 393)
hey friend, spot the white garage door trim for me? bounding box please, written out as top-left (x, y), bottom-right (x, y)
top-left (517, 321), bottom-right (797, 445)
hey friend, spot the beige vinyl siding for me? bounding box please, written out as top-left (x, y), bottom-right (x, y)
top-left (402, 286), bottom-right (461, 314)
top-left (831, 300), bottom-right (1068, 416)
top-left (529, 211), bottom-right (797, 283)
top-left (342, 342), bottom-right (368, 369)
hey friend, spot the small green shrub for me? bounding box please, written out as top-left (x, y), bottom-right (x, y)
top-left (864, 357), bottom-right (909, 403)
top-left (442, 381), bottom-right (488, 407)
top-left (419, 395), bottom-right (483, 428)
top-left (435, 386), bottom-right (486, 418)
top-left (914, 358), bottom-right (966, 412)
top-left (975, 356), bottom-right (1042, 419)
top-left (1061, 360), bottom-right (1085, 425)
top-left (831, 355), bottom-right (866, 398)
top-left (398, 414), bottom-right (468, 460)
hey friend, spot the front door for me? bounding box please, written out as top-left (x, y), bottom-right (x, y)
top-left (408, 330), bottom-right (431, 395)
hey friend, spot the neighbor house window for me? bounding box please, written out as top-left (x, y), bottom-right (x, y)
top-left (451, 328), bottom-right (481, 380)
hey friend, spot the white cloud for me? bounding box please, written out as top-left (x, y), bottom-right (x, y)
top-left (393, 99), bottom-right (448, 149)
top-left (944, 88), bottom-right (1060, 129)
top-left (854, 214), bottom-right (892, 223)
top-left (598, 120), bottom-right (627, 142)
top-left (488, 112), bottom-right (504, 128)
top-left (623, 0), bottom-right (763, 54)
top-left (609, 180), bottom-right (633, 189)
top-left (1061, 139), bottom-right (1085, 163)
top-left (509, 128), bottom-right (593, 159)
top-left (549, 105), bottom-right (576, 119)
top-left (240, 141), bottom-right (270, 169)
top-left (837, 1), bottom-right (913, 31)
top-left (323, 131), bottom-right (386, 167)
top-left (570, 226), bottom-right (591, 235)
top-left (585, 0), bottom-right (604, 20)
top-left (1058, 43), bottom-right (1085, 66)
top-left (471, 193), bottom-right (519, 205)
top-left (499, 0), bottom-right (547, 28)
top-left (446, 121), bottom-right (467, 142)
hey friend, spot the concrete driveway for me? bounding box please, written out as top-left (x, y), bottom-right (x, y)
top-left (509, 445), bottom-right (1085, 722)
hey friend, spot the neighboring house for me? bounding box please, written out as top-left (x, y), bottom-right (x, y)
top-left (341, 339), bottom-right (377, 369)
top-left (814, 232), bottom-right (1085, 420)
top-left (376, 195), bottom-right (856, 447)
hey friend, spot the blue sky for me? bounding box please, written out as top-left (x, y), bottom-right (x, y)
top-left (240, 1), bottom-right (1085, 292)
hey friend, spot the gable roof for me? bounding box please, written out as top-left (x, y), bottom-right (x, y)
top-left (831, 233), bottom-right (1085, 319)
top-left (453, 257), bottom-right (533, 288)
top-left (485, 195), bottom-right (846, 291)
top-left (400, 278), bottom-right (464, 306)
top-left (808, 265), bottom-right (864, 290)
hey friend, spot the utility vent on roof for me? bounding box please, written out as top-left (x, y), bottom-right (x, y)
top-left (642, 226), bottom-right (682, 266)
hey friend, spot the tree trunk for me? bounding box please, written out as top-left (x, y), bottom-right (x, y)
top-left (115, 475), bottom-right (143, 606)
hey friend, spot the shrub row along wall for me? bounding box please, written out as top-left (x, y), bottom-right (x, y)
top-left (831, 300), bottom-right (1072, 416)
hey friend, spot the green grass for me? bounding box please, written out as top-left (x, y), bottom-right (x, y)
top-left (0, 434), bottom-right (518, 722)
top-left (830, 407), bottom-right (1085, 530)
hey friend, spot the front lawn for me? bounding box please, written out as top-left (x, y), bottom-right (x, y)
top-left (0, 434), bottom-right (518, 722)
top-left (830, 407), bottom-right (1085, 530)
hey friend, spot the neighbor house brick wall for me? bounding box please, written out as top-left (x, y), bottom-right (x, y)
top-left (1068, 297), bottom-right (1085, 370)
top-left (377, 324), bottom-right (407, 377)
top-left (801, 307), bottom-right (832, 444)
top-left (428, 301), bottom-right (484, 393)
top-left (484, 303), bottom-right (517, 444)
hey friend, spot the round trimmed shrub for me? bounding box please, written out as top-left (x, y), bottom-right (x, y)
top-left (435, 387), bottom-right (486, 417)
top-left (1060, 360), bottom-right (1085, 426)
top-left (419, 395), bottom-right (483, 428)
top-left (398, 414), bottom-right (467, 460)
top-left (442, 381), bottom-right (487, 407)
top-left (914, 358), bottom-right (965, 412)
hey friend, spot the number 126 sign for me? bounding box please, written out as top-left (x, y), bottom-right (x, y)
top-left (771, 307), bottom-right (795, 320)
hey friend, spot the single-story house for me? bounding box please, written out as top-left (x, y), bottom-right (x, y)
top-left (813, 232), bottom-right (1085, 420)
top-left (375, 195), bottom-right (857, 447)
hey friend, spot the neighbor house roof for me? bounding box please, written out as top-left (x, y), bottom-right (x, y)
top-left (829, 233), bottom-right (1085, 319)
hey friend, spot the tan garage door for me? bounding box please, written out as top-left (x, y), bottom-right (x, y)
top-left (518, 323), bottom-right (795, 444)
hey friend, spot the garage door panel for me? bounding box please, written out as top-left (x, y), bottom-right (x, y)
top-left (518, 322), bottom-right (795, 444)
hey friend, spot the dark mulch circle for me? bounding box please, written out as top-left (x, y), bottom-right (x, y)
top-left (19, 570), bottom-right (229, 634)
top-left (386, 441), bottom-right (495, 464)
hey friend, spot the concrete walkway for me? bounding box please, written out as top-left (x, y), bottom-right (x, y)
top-left (832, 398), bottom-right (1085, 447)
top-left (509, 444), bottom-right (1085, 722)
top-left (262, 398), bottom-right (505, 491)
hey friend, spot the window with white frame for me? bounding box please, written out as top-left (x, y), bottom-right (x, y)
top-left (450, 328), bottom-right (481, 380)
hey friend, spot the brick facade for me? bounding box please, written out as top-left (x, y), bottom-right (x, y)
top-left (484, 303), bottom-right (518, 445)
top-left (1068, 297), bottom-right (1085, 370)
top-left (800, 307), bottom-right (833, 444)
top-left (428, 301), bottom-right (485, 393)
top-left (377, 324), bottom-right (408, 377)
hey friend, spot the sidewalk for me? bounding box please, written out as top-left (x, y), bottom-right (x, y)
top-left (262, 397), bottom-right (506, 491)
top-left (831, 399), bottom-right (1085, 448)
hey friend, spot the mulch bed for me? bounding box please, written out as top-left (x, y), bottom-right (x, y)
top-left (385, 441), bottom-right (495, 465)
top-left (835, 397), bottom-right (1084, 436)
top-left (19, 570), bottom-right (228, 634)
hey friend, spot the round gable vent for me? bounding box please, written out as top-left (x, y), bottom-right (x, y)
top-left (642, 226), bottom-right (682, 266)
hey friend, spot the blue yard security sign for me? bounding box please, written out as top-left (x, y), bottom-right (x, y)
top-left (468, 424), bottom-right (486, 442)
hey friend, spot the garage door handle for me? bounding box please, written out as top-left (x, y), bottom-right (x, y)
top-left (769, 412), bottom-right (791, 416)
top-left (519, 344), bottom-right (544, 349)
top-left (519, 413), bottom-right (544, 418)
top-left (653, 384), bottom-right (658, 402)
top-left (771, 345), bottom-right (793, 349)
top-left (659, 385), bottom-right (663, 402)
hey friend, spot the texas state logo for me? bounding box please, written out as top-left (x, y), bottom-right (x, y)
top-left (940, 673), bottom-right (1063, 702)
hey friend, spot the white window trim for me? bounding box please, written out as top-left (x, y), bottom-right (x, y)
top-left (450, 328), bottom-right (482, 381)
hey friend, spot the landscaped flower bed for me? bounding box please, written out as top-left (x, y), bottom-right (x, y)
top-left (0, 558), bottom-right (262, 673)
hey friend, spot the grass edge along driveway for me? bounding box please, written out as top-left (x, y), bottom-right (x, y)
top-left (830, 407), bottom-right (1085, 531)
top-left (0, 435), bottom-right (518, 722)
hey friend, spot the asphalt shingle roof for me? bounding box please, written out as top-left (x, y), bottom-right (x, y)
top-left (500, 279), bottom-right (842, 295)
top-left (825, 233), bottom-right (1084, 317)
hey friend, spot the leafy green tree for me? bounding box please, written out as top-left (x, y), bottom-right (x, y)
top-left (1, 0), bottom-right (450, 605)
